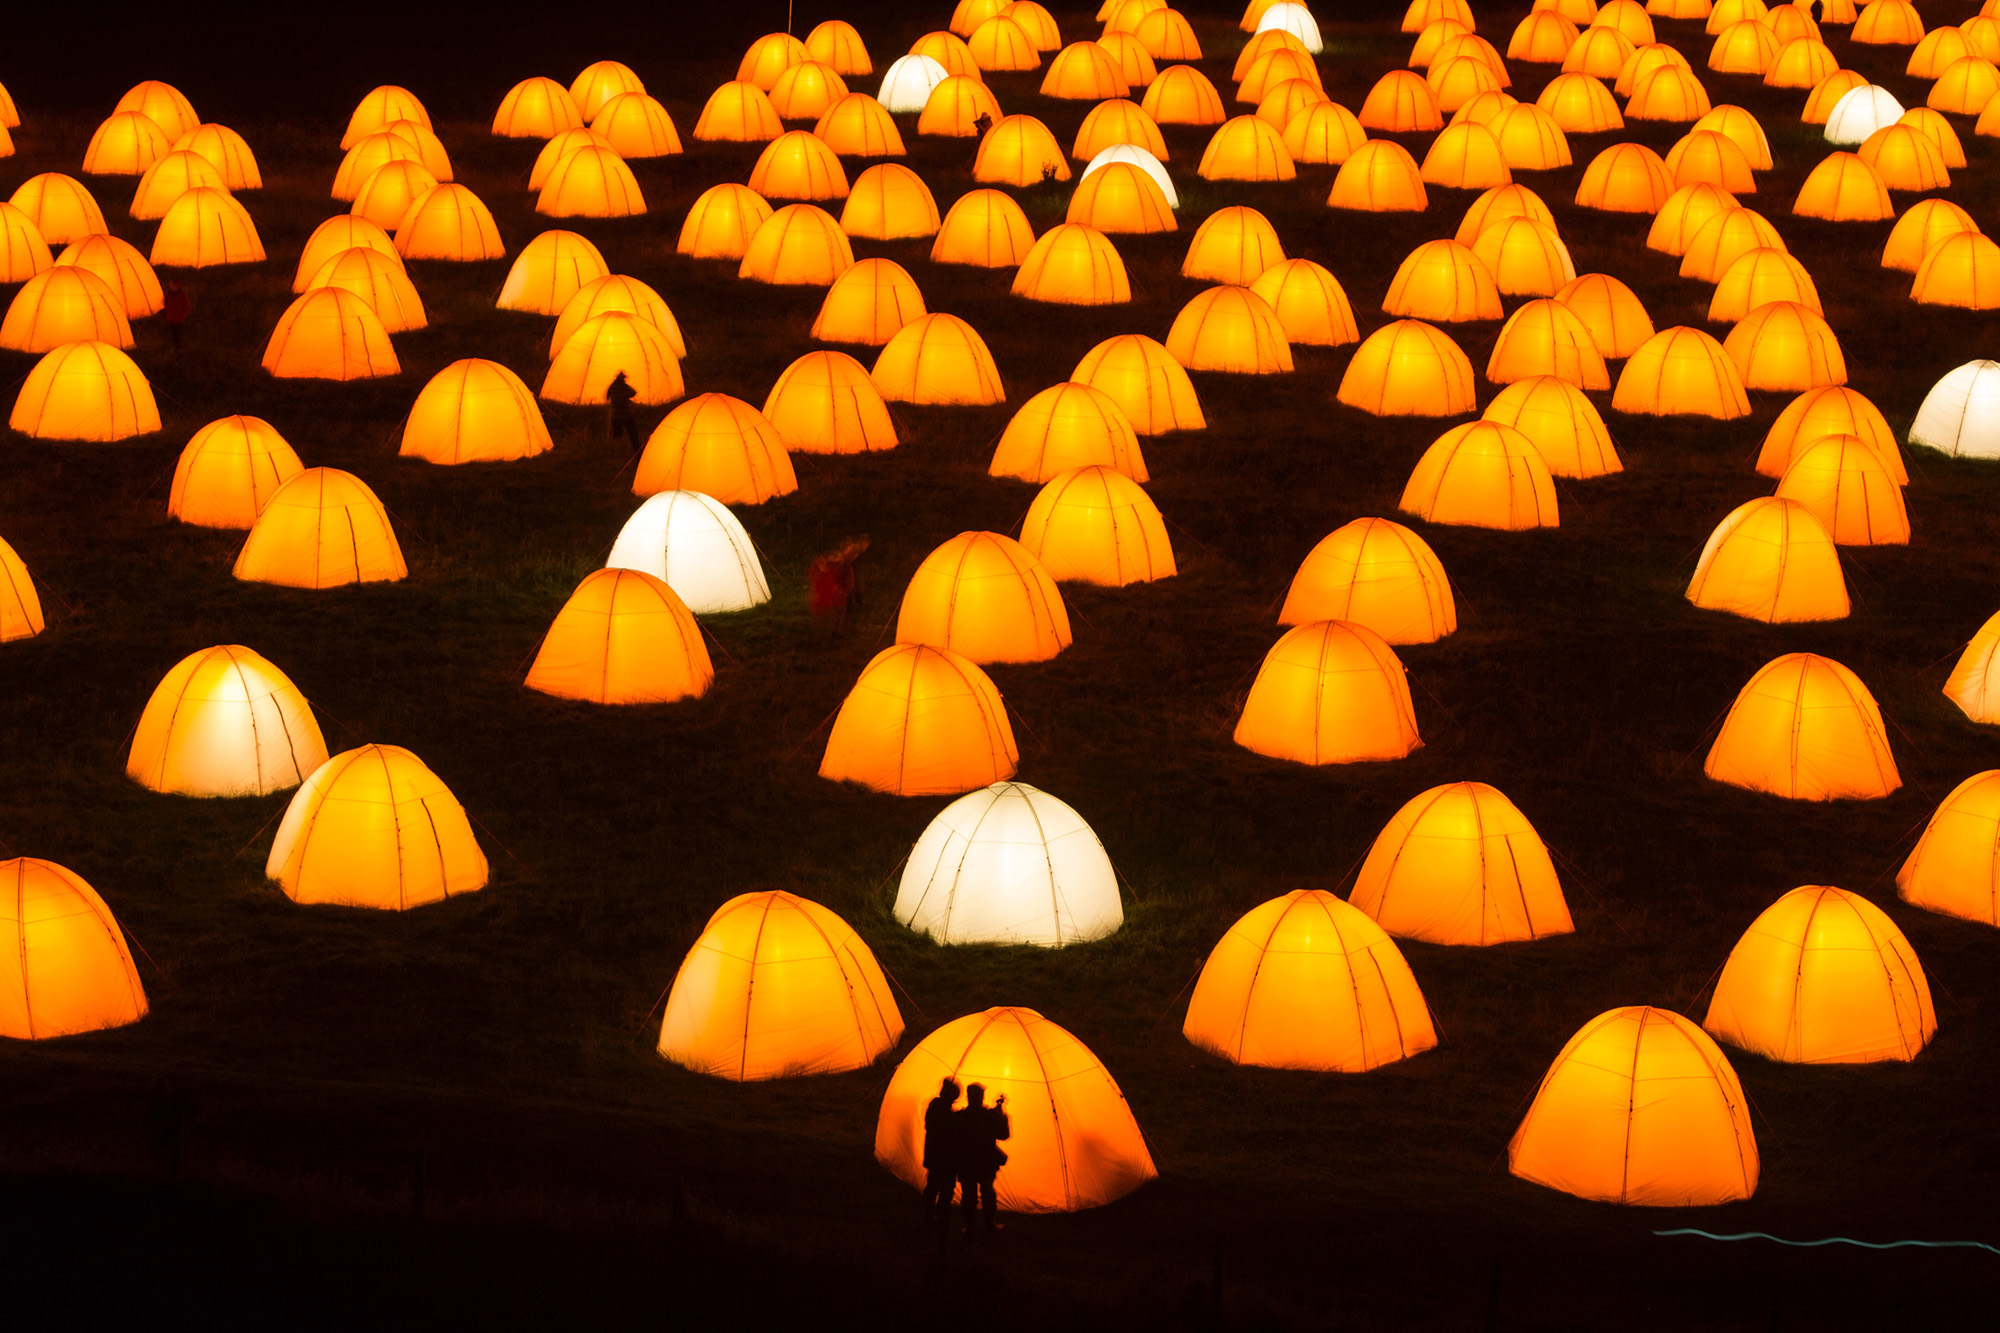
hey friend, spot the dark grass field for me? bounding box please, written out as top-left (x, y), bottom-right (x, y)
top-left (4, 0), bottom-right (2000, 1326)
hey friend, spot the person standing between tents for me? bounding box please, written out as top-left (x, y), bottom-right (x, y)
top-left (807, 535), bottom-right (869, 646)
top-left (921, 1077), bottom-right (962, 1240)
top-left (606, 370), bottom-right (641, 451)
top-left (957, 1083), bottom-right (1010, 1240)
top-left (163, 280), bottom-right (190, 352)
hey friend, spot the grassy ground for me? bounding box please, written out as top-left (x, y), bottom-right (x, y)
top-left (3, 0), bottom-right (2000, 1326)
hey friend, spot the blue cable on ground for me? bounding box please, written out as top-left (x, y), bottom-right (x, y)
top-left (1655, 1229), bottom-right (2000, 1258)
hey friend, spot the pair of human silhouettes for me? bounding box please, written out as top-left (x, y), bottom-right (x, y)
top-left (921, 1077), bottom-right (1011, 1241)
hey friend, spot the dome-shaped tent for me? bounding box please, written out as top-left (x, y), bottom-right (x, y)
top-left (877, 55), bottom-right (952, 115)
top-left (931, 189), bottom-right (1036, 268)
top-left (1706, 653), bottom-right (1899, 800)
top-left (1073, 98), bottom-right (1165, 160)
top-left (1756, 385), bottom-right (1901, 480)
top-left (1709, 248), bottom-right (1820, 323)
top-left (1041, 41), bottom-right (1129, 100)
top-left (541, 312), bottom-right (682, 405)
top-left (1235, 620), bottom-right (1421, 765)
top-left (1648, 183), bottom-right (1738, 257)
top-left (661, 891), bottom-right (902, 1081)
top-left (129, 151), bottom-right (224, 220)
top-left (493, 76), bottom-right (584, 138)
top-left (151, 187), bottom-right (263, 267)
top-left (1181, 208), bottom-right (1283, 289)
top-left (293, 215), bottom-right (397, 292)
top-left (1900, 769), bottom-right (2000, 923)
top-left (1825, 84), bottom-right (1903, 146)
top-left (1687, 497), bottom-right (1848, 622)
top-left (813, 257), bottom-right (927, 345)
top-left (304, 246), bottom-right (424, 332)
top-left (872, 314), bottom-right (1004, 405)
top-left (1537, 70), bottom-right (1624, 132)
top-left (693, 81), bottom-right (784, 142)
top-left (570, 60), bottom-right (645, 122)
top-left (1352, 781), bottom-right (1572, 944)
top-left (1080, 143), bottom-right (1176, 207)
top-left (764, 349), bottom-right (898, 454)
top-left (1279, 517), bottom-right (1454, 643)
top-left (1337, 320), bottom-right (1477, 416)
top-left (170, 416), bottom-right (303, 528)
top-left (1066, 161), bottom-right (1173, 234)
top-left (1510, 1007), bottom-right (1758, 1206)
top-left (816, 92), bottom-right (905, 157)
top-left (769, 62), bottom-right (850, 122)
top-left (677, 183), bottom-right (773, 260)
top-left (1248, 258), bottom-right (1357, 346)
top-left (552, 275), bottom-right (683, 358)
top-left (896, 531), bottom-right (1070, 664)
top-left (918, 76), bottom-right (1004, 141)
top-left (749, 130), bottom-right (849, 202)
top-left (1020, 465), bottom-right (1174, 585)
top-left (1359, 69), bottom-right (1444, 131)
top-left (1185, 890), bottom-right (1437, 1071)
top-left (1773, 434), bottom-right (1907, 545)
top-left (992, 382), bottom-right (1146, 482)
top-left (1421, 121), bottom-right (1511, 190)
top-left (606, 491), bottom-right (770, 614)
top-left (1012, 224), bottom-right (1131, 305)
top-left (633, 394), bottom-right (796, 505)
top-left (1882, 198), bottom-right (1979, 274)
top-left (739, 203), bottom-right (854, 286)
top-left (1165, 286), bottom-right (1292, 374)
top-left (0, 201), bottom-right (52, 283)
top-left (1910, 359), bottom-right (2000, 458)
top-left (1912, 233), bottom-right (2000, 311)
top-left (497, 230), bottom-right (608, 316)
top-left (536, 145), bottom-right (644, 218)
top-left (262, 289), bottom-right (397, 381)
top-left (0, 859), bottom-right (147, 1040)
top-left (1553, 271), bottom-right (1654, 360)
top-left (1613, 325), bottom-right (1748, 418)
top-left (1401, 420), bottom-right (1561, 528)
top-left (1482, 374), bottom-right (1619, 477)
top-left (342, 86), bottom-right (431, 150)
top-left (0, 537), bottom-right (40, 643)
top-left (1680, 206), bottom-right (1784, 282)
top-left (807, 17), bottom-right (875, 71)
top-left (1073, 334), bottom-right (1203, 434)
top-left (974, 115), bottom-right (1071, 186)
top-left (1283, 100), bottom-right (1368, 164)
top-left (1472, 216), bottom-right (1576, 297)
top-left (127, 645), bottom-right (327, 797)
top-left (9, 341), bottom-right (160, 441)
top-left (395, 183), bottom-right (505, 259)
top-left (333, 132), bottom-right (425, 201)
top-left (1485, 299), bottom-right (1608, 392)
top-left (820, 644), bottom-right (1017, 795)
top-left (268, 745), bottom-right (485, 910)
top-left (1575, 141), bottom-right (1673, 211)
top-left (83, 111), bottom-right (171, 176)
top-left (9, 174), bottom-right (107, 247)
top-left (400, 359), bottom-right (549, 464)
top-left (876, 1007), bottom-right (1154, 1212)
top-left (1199, 114), bottom-right (1296, 181)
top-left (1384, 239), bottom-right (1502, 323)
top-left (1723, 300), bottom-right (1846, 391)
top-left (1327, 140), bottom-right (1430, 212)
top-left (739, 32), bottom-right (811, 89)
top-left (234, 467), bottom-right (406, 588)
top-left (1793, 152), bottom-right (1892, 220)
top-left (1705, 885), bottom-right (1934, 1064)
top-left (349, 160), bottom-right (437, 230)
top-left (525, 568), bottom-right (712, 705)
top-left (895, 783), bottom-right (1119, 945)
top-left (841, 164), bottom-right (939, 240)
top-left (534, 129), bottom-right (612, 190)
top-left (0, 266), bottom-right (131, 352)
top-left (1857, 123), bottom-right (1948, 192)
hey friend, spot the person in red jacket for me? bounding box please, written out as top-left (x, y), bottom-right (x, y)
top-left (806, 535), bottom-right (869, 645)
top-left (163, 280), bottom-right (190, 351)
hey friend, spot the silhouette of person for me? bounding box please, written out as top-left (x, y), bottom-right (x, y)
top-left (163, 280), bottom-right (190, 351)
top-left (1808, 1), bottom-right (1822, 22)
top-left (920, 1076), bottom-right (961, 1234)
top-left (957, 1083), bottom-right (1010, 1240)
top-left (806, 535), bottom-right (869, 646)
top-left (606, 370), bottom-right (641, 450)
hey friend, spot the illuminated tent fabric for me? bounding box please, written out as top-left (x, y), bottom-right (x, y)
top-left (1041, 41), bottom-right (1128, 100)
top-left (131, 150), bottom-right (228, 221)
top-left (816, 92), bottom-right (906, 157)
top-left (1456, 182), bottom-right (1556, 245)
top-left (1911, 359), bottom-right (2000, 458)
top-left (1705, 885), bottom-right (1934, 1063)
top-left (739, 32), bottom-right (810, 90)
top-left (1824, 84), bottom-right (1903, 146)
top-left (1707, 19), bottom-right (1780, 74)
top-left (1279, 517), bottom-right (1454, 642)
top-left (1773, 435), bottom-right (1907, 545)
top-left (526, 568), bottom-right (712, 705)
top-left (1421, 122), bottom-right (1511, 190)
top-left (0, 536), bottom-right (42, 642)
top-left (877, 1007), bottom-right (1154, 1212)
top-left (1235, 620), bottom-right (1421, 765)
top-left (1283, 100), bottom-right (1368, 164)
top-left (0, 267), bottom-right (131, 352)
top-left (897, 532), bottom-right (1069, 665)
top-left (350, 161), bottom-right (438, 230)
top-left (633, 394), bottom-right (795, 504)
top-left (110, 81), bottom-right (196, 141)
top-left (693, 81), bottom-right (784, 142)
top-left (1694, 103), bottom-right (1773, 170)
top-left (1931, 56), bottom-right (2000, 116)
top-left (606, 491), bottom-right (770, 614)
top-left (127, 645), bottom-right (327, 796)
top-left (1180, 207), bottom-right (1282, 287)
top-left (1020, 465), bottom-right (1174, 585)
top-left (1013, 224), bottom-right (1131, 305)
top-left (83, 111), bottom-right (171, 176)
top-left (1198, 115), bottom-right (1296, 181)
top-left (739, 203), bottom-right (854, 286)
top-left (1165, 286), bottom-right (1292, 374)
top-left (151, 188), bottom-right (263, 267)
top-left (807, 18), bottom-right (875, 73)
top-left (262, 289), bottom-right (398, 381)
top-left (1709, 248), bottom-right (1820, 322)
top-left (342, 86), bottom-right (431, 150)
top-left (1882, 198), bottom-right (1979, 273)
top-left (1327, 140), bottom-right (1429, 212)
top-left (1337, 320), bottom-right (1477, 417)
top-left (497, 230), bottom-right (608, 315)
top-left (764, 349), bottom-right (898, 454)
top-left (813, 257), bottom-right (926, 345)
top-left (394, 184), bottom-right (505, 260)
top-left (1483, 374), bottom-right (1619, 478)
top-left (9, 342), bottom-right (160, 441)
top-left (1080, 144), bottom-right (1176, 207)
top-left (975, 115), bottom-right (1071, 187)
top-left (400, 360), bottom-right (550, 465)
top-left (876, 55), bottom-right (952, 115)
top-left (969, 16), bottom-right (1042, 71)
top-left (170, 415), bottom-right (303, 528)
top-left (1680, 207), bottom-right (1784, 282)
top-left (570, 60), bottom-right (645, 122)
top-left (293, 215), bottom-right (396, 292)
top-left (1552, 272), bottom-right (1653, 358)
top-left (1358, 70), bottom-right (1444, 132)
top-left (1687, 497), bottom-right (1848, 622)
top-left (660, 891), bottom-right (901, 1082)
top-left (1256, 2), bottom-right (1322, 51)
top-left (541, 311), bottom-right (682, 405)
top-left (1072, 99), bottom-right (1166, 161)
top-left (820, 644), bottom-right (1017, 795)
top-left (768, 62), bottom-right (851, 122)
top-left (872, 314), bottom-right (1004, 405)
top-left (1705, 653), bottom-right (1899, 800)
top-left (1352, 782), bottom-right (1572, 944)
top-left (1249, 258), bottom-right (1356, 347)
top-left (1665, 129), bottom-right (1755, 193)
top-left (1065, 162), bottom-right (1171, 235)
top-left (552, 275), bottom-right (683, 358)
top-left (9, 174), bottom-right (107, 246)
top-left (1626, 65), bottom-right (1712, 122)
top-left (1488, 103), bottom-right (1572, 170)
top-left (1486, 298), bottom-right (1606, 393)
top-left (1619, 42), bottom-right (1694, 97)
top-left (992, 383), bottom-right (1145, 483)
top-left (1536, 70), bottom-right (1625, 132)
top-left (1612, 326), bottom-right (1748, 419)
top-left (1254, 78), bottom-right (1327, 134)
top-left (1400, 421), bottom-right (1560, 528)
top-left (1769, 38), bottom-right (1841, 90)
top-left (1383, 239), bottom-right (1501, 323)
top-left (333, 132), bottom-right (424, 201)
top-left (1913, 233), bottom-right (2000, 311)
top-left (1722, 300), bottom-right (1845, 391)
top-left (0, 859), bottom-right (147, 1040)
top-left (1511, 9), bottom-right (1580, 61)
top-left (911, 32), bottom-right (977, 82)
top-left (931, 189), bottom-right (1035, 268)
top-left (1646, 182), bottom-right (1736, 255)
top-left (1509, 1007), bottom-right (1758, 1206)
top-left (305, 247), bottom-right (425, 333)
top-left (1100, 32), bottom-right (1162, 90)
top-left (1142, 65), bottom-right (1227, 125)
top-left (748, 130), bottom-right (849, 202)
top-left (841, 164), bottom-right (940, 240)
top-left (1184, 890), bottom-right (1435, 1071)
top-left (1756, 385), bottom-right (1901, 480)
top-left (537, 145), bottom-right (645, 218)
top-left (1005, 1), bottom-right (1062, 51)
top-left (493, 76), bottom-right (584, 138)
top-left (1132, 7), bottom-right (1201, 61)
top-left (1851, 0), bottom-right (1924, 46)
top-left (896, 782), bottom-right (1115, 945)
top-left (1445, 88), bottom-right (1516, 132)
top-left (1563, 25), bottom-right (1636, 79)
top-left (1900, 769), bottom-right (2000, 921)
top-left (1858, 123), bottom-right (1948, 192)
top-left (267, 745), bottom-right (486, 910)
top-left (379, 120), bottom-right (451, 180)
top-left (1073, 334), bottom-right (1204, 435)
top-left (1575, 142), bottom-right (1672, 211)
top-left (233, 468), bottom-right (407, 588)
top-left (0, 201), bottom-right (52, 283)
top-left (678, 183), bottom-right (774, 260)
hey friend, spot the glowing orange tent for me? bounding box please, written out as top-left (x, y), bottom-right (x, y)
top-left (293, 215), bottom-right (396, 292)
top-left (1792, 152), bottom-right (1892, 221)
top-left (542, 312), bottom-right (683, 405)
top-left (1327, 140), bottom-right (1430, 212)
top-left (1279, 518), bottom-right (1453, 642)
top-left (1945, 613), bottom-right (2000, 726)
top-left (570, 60), bottom-right (645, 121)
top-left (768, 62), bottom-right (850, 122)
top-left (1042, 41), bottom-right (1129, 100)
top-left (872, 314), bottom-right (1004, 405)
top-left (1705, 653), bottom-right (1899, 800)
top-left (343, 86), bottom-right (431, 150)
top-left (739, 204), bottom-right (854, 286)
top-left (262, 289), bottom-right (398, 381)
top-left (807, 18), bottom-right (875, 73)
top-left (1755, 385), bottom-right (1902, 480)
top-left (816, 92), bottom-right (905, 157)
top-left (9, 341), bottom-right (160, 441)
top-left (1142, 65), bottom-right (1228, 125)
top-left (895, 531), bottom-right (1071, 664)
top-left (234, 468), bottom-right (407, 589)
top-left (1165, 286), bottom-right (1292, 374)
top-left (1456, 182), bottom-right (1555, 244)
top-left (1882, 197), bottom-right (1979, 273)
top-left (1182, 206), bottom-right (1283, 286)
top-left (1537, 71), bottom-right (1624, 132)
top-left (9, 174), bottom-right (107, 246)
top-left (333, 131), bottom-right (424, 201)
top-left (1709, 249), bottom-right (1820, 323)
top-left (400, 360), bottom-right (550, 465)
top-left (876, 1007), bottom-right (1154, 1212)
top-left (1772, 434), bottom-right (1908, 545)
top-left (1487, 298), bottom-right (1609, 396)
top-left (633, 395), bottom-right (796, 505)
top-left (748, 130), bottom-right (848, 201)
top-left (1421, 122), bottom-right (1511, 190)
top-left (1073, 334), bottom-right (1204, 435)
top-left (1352, 782), bottom-right (1572, 943)
top-left (1249, 258), bottom-right (1357, 346)
top-left (304, 246), bottom-right (424, 333)
top-left (1199, 115), bottom-right (1296, 181)
top-left (1358, 70), bottom-right (1445, 131)
top-left (170, 415), bottom-right (303, 528)
top-left (1681, 207), bottom-right (1785, 282)
top-left (1019, 465), bottom-right (1174, 585)
top-left (151, 187), bottom-right (264, 267)
top-left (1612, 326), bottom-right (1749, 419)
top-left (1472, 218), bottom-right (1577, 297)
top-left (1066, 162), bottom-right (1173, 235)
top-left (1857, 123), bottom-right (1948, 192)
top-left (0, 201), bottom-right (52, 283)
top-left (552, 275), bottom-right (683, 358)
top-left (992, 383), bottom-right (1146, 483)
top-left (1912, 233), bottom-right (2000, 311)
top-left (974, 115), bottom-right (1071, 186)
top-left (1722, 300), bottom-right (1846, 391)
top-left (1184, 890), bottom-right (1437, 1071)
top-left (693, 81), bottom-right (783, 142)
top-left (526, 568), bottom-right (712, 705)
top-left (678, 183), bottom-right (773, 260)
top-left (1234, 620), bottom-right (1421, 765)
top-left (820, 644), bottom-right (1017, 795)
top-left (493, 76), bottom-right (584, 138)
top-left (1337, 320), bottom-right (1477, 417)
top-left (1552, 272), bottom-right (1654, 358)
top-left (497, 230), bottom-right (608, 316)
top-left (83, 111), bottom-right (171, 177)
top-left (267, 745), bottom-right (486, 910)
top-left (1072, 99), bottom-right (1166, 160)
top-left (0, 859), bottom-right (147, 1040)
top-left (764, 349), bottom-right (898, 454)
top-left (0, 535), bottom-right (38, 642)
top-left (0, 267), bottom-right (131, 352)
top-left (1401, 421), bottom-right (1560, 528)
top-left (813, 257), bottom-right (927, 345)
top-left (395, 184), bottom-right (504, 260)
top-left (127, 645), bottom-right (327, 797)
top-left (1384, 239), bottom-right (1501, 323)
top-left (1510, 1007), bottom-right (1758, 1206)
top-left (1013, 223), bottom-right (1130, 306)
top-left (932, 189), bottom-right (1036, 268)
top-left (1687, 497), bottom-right (1848, 622)
top-left (1900, 770), bottom-right (2000, 924)
top-left (1283, 101), bottom-right (1367, 164)
top-left (841, 164), bottom-right (940, 241)
top-left (1482, 374), bottom-right (1619, 479)
top-left (1575, 142), bottom-right (1673, 211)
top-left (537, 145), bottom-right (645, 218)
top-left (131, 150), bottom-right (226, 221)
top-left (1648, 182), bottom-right (1738, 256)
